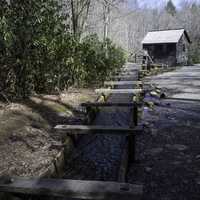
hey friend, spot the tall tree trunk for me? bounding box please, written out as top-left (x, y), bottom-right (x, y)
top-left (70, 0), bottom-right (91, 40)
top-left (103, 1), bottom-right (110, 41)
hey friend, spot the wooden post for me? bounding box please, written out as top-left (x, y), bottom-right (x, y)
top-left (138, 71), bottom-right (141, 81)
top-left (128, 108), bottom-right (136, 163)
top-left (86, 105), bottom-right (92, 124)
top-left (101, 93), bottom-right (106, 102)
top-left (127, 103), bottom-right (138, 163)
top-left (86, 106), bottom-right (98, 124)
top-left (137, 70), bottom-right (140, 81)
top-left (128, 133), bottom-right (136, 163)
top-left (133, 103), bottom-right (138, 126)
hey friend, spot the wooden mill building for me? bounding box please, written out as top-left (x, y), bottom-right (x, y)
top-left (142, 29), bottom-right (191, 66)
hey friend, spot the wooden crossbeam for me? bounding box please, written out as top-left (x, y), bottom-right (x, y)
top-left (104, 81), bottom-right (142, 86)
top-left (0, 177), bottom-right (143, 199)
top-left (120, 71), bottom-right (137, 75)
top-left (139, 70), bottom-right (148, 73)
top-left (54, 125), bottom-right (142, 135)
top-left (95, 89), bottom-right (142, 95)
top-left (146, 76), bottom-right (200, 80)
top-left (119, 68), bottom-right (139, 72)
top-left (110, 75), bottom-right (136, 79)
top-left (81, 102), bottom-right (143, 107)
top-left (119, 74), bottom-right (137, 78)
top-left (116, 68), bottom-right (138, 73)
top-left (163, 97), bottom-right (200, 102)
top-left (123, 66), bottom-right (141, 70)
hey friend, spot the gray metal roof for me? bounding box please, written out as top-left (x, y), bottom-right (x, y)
top-left (142, 29), bottom-right (190, 44)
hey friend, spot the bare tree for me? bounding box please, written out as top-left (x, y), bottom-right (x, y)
top-left (85, 0), bottom-right (200, 62)
top-left (70, 0), bottom-right (91, 39)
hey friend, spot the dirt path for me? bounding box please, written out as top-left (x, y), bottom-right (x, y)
top-left (128, 65), bottom-right (200, 200)
top-left (0, 89), bottom-right (96, 177)
top-left (147, 64), bottom-right (200, 99)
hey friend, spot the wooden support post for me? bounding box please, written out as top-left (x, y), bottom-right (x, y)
top-left (128, 108), bottom-right (136, 163)
top-left (127, 103), bottom-right (139, 164)
top-left (137, 70), bottom-right (140, 81)
top-left (118, 142), bottom-right (129, 183)
top-left (138, 71), bottom-right (141, 81)
top-left (85, 106), bottom-right (92, 124)
top-left (133, 103), bottom-right (138, 126)
top-left (128, 133), bottom-right (136, 163)
top-left (96, 93), bottom-right (107, 103)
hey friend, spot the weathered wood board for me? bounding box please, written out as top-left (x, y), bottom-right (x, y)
top-left (81, 102), bottom-right (142, 107)
top-left (54, 125), bottom-right (142, 135)
top-left (120, 72), bottom-right (137, 76)
top-left (110, 75), bottom-right (137, 79)
top-left (104, 81), bottom-right (142, 86)
top-left (95, 89), bottom-right (142, 94)
top-left (146, 75), bottom-right (200, 79)
top-left (122, 66), bottom-right (141, 70)
top-left (119, 68), bottom-right (139, 72)
top-left (0, 177), bottom-right (143, 199)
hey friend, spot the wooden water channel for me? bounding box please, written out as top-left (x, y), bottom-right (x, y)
top-left (0, 61), bottom-right (169, 200)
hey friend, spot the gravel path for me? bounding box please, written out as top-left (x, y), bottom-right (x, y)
top-left (128, 65), bottom-right (200, 200)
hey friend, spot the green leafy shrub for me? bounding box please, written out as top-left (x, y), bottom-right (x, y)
top-left (80, 35), bottom-right (125, 86)
top-left (0, 0), bottom-right (125, 100)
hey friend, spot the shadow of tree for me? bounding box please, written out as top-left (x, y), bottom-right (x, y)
top-left (37, 95), bottom-right (83, 115)
top-left (22, 97), bottom-right (85, 128)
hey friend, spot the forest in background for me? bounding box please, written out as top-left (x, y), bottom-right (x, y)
top-left (86, 0), bottom-right (200, 62)
top-left (0, 0), bottom-right (200, 100)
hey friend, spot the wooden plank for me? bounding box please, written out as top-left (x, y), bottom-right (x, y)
top-left (119, 68), bottom-right (139, 72)
top-left (81, 102), bottom-right (142, 107)
top-left (151, 63), bottom-right (168, 68)
top-left (118, 140), bottom-right (129, 182)
top-left (139, 70), bottom-right (148, 73)
top-left (123, 66), bottom-right (141, 70)
top-left (116, 69), bottom-right (138, 73)
top-left (120, 72), bottom-right (137, 75)
top-left (0, 177), bottom-right (143, 199)
top-left (146, 77), bottom-right (200, 80)
top-left (104, 81), bottom-right (142, 86)
top-left (110, 75), bottom-right (136, 79)
top-left (95, 89), bottom-right (142, 94)
top-left (54, 125), bottom-right (142, 135)
top-left (163, 97), bottom-right (200, 102)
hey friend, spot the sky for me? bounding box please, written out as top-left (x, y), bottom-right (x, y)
top-left (128, 0), bottom-right (200, 9)
top-left (170, 0), bottom-right (181, 6)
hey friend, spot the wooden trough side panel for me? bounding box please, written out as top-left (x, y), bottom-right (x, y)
top-left (110, 75), bottom-right (137, 80)
top-left (122, 66), bottom-right (141, 71)
top-left (118, 69), bottom-right (139, 73)
top-left (95, 89), bottom-right (142, 94)
top-left (54, 125), bottom-right (142, 135)
top-left (81, 102), bottom-right (143, 107)
top-left (0, 177), bottom-right (143, 200)
top-left (104, 81), bottom-right (142, 86)
top-left (120, 72), bottom-right (138, 76)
